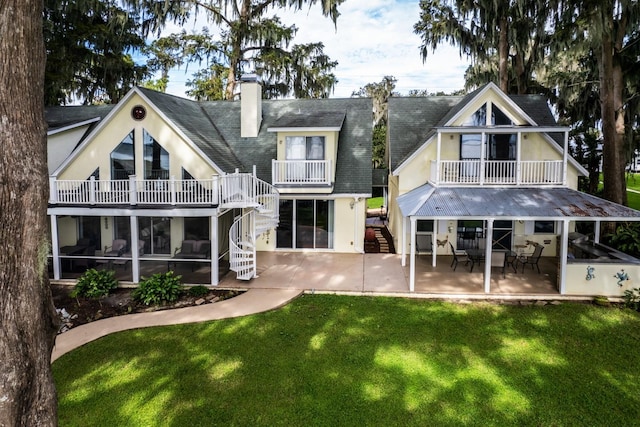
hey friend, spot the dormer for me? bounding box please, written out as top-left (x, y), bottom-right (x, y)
top-left (268, 111), bottom-right (345, 194)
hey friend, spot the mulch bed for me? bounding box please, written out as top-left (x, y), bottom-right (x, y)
top-left (51, 284), bottom-right (243, 334)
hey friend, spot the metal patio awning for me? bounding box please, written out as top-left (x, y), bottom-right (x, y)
top-left (397, 184), bottom-right (640, 221)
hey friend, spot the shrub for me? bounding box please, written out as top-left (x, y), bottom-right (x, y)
top-left (71, 269), bottom-right (118, 299)
top-left (188, 285), bottom-right (209, 297)
top-left (132, 272), bottom-right (183, 306)
top-left (622, 287), bottom-right (640, 311)
top-left (607, 223), bottom-right (640, 257)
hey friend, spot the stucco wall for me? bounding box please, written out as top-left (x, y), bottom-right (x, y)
top-left (565, 262), bottom-right (639, 296)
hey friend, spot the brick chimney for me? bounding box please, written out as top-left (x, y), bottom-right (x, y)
top-left (240, 74), bottom-right (262, 138)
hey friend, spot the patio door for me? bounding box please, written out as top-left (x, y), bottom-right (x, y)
top-left (139, 217), bottom-right (171, 255)
top-left (492, 220), bottom-right (513, 251)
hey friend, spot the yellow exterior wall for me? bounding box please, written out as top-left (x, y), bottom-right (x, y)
top-left (58, 94), bottom-right (218, 181)
top-left (57, 216), bottom-right (78, 247)
top-left (565, 262), bottom-right (639, 296)
top-left (333, 198), bottom-right (366, 253)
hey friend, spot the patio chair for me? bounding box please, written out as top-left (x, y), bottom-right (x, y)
top-left (517, 244), bottom-right (544, 273)
top-left (449, 242), bottom-right (468, 271)
top-left (96, 239), bottom-right (126, 268)
top-left (113, 240), bottom-right (145, 270)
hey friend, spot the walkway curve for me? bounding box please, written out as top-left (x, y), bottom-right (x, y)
top-left (51, 288), bottom-right (303, 362)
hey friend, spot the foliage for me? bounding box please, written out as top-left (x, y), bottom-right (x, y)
top-left (607, 223), bottom-right (640, 257)
top-left (53, 296), bottom-right (640, 426)
top-left (135, 0), bottom-right (344, 100)
top-left (132, 272), bottom-right (183, 305)
top-left (623, 288), bottom-right (640, 311)
top-left (71, 269), bottom-right (118, 299)
top-left (414, 0), bottom-right (554, 94)
top-left (43, 0), bottom-right (149, 105)
top-left (187, 285), bottom-right (209, 297)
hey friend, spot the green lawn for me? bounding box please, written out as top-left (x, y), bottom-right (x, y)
top-left (52, 295), bottom-right (640, 426)
top-left (367, 196), bottom-right (384, 209)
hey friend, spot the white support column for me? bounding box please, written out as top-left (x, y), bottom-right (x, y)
top-left (432, 219), bottom-right (438, 267)
top-left (483, 219), bottom-right (494, 293)
top-left (436, 132), bottom-right (442, 183)
top-left (211, 214), bottom-right (219, 286)
top-left (516, 132), bottom-right (522, 185)
top-left (594, 220), bottom-right (601, 243)
top-left (410, 217), bottom-right (417, 292)
top-left (563, 130), bottom-right (569, 186)
top-left (401, 216), bottom-right (407, 267)
top-left (480, 132), bottom-right (486, 185)
top-left (252, 211), bottom-right (257, 278)
top-left (130, 216), bottom-right (140, 283)
top-left (50, 214), bottom-right (61, 280)
top-left (559, 219), bottom-right (570, 295)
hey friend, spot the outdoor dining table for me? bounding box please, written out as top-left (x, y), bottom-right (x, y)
top-left (465, 248), bottom-right (485, 272)
top-left (465, 249), bottom-right (518, 273)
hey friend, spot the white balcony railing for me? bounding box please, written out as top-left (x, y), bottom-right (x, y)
top-left (271, 159), bottom-right (332, 186)
top-left (49, 173), bottom-right (274, 208)
top-left (432, 160), bottom-right (564, 186)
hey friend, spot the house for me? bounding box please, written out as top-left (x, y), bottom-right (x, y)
top-left (386, 83), bottom-right (640, 296)
top-left (46, 76), bottom-right (372, 285)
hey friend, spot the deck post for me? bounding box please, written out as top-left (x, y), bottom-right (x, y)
top-left (130, 216), bottom-right (140, 283)
top-left (484, 219), bottom-right (494, 293)
top-left (410, 217), bottom-right (416, 292)
top-left (50, 214), bottom-right (61, 280)
top-left (559, 219), bottom-right (570, 295)
top-left (211, 214), bottom-right (219, 285)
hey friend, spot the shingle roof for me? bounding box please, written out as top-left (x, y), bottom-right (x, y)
top-left (45, 105), bottom-right (114, 130)
top-left (46, 89), bottom-right (373, 195)
top-left (388, 85), bottom-right (566, 172)
top-left (268, 111), bottom-right (346, 129)
top-left (202, 97), bottom-right (372, 194)
top-left (138, 87), bottom-right (244, 174)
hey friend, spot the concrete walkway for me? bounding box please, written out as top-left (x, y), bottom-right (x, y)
top-left (51, 288), bottom-right (302, 362)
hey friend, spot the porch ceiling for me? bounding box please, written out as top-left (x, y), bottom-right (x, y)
top-left (397, 184), bottom-right (640, 220)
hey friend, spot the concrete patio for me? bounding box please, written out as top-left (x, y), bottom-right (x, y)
top-left (52, 251), bottom-right (566, 299)
top-left (218, 252), bottom-right (561, 298)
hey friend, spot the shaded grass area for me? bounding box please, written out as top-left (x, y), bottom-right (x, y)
top-left (53, 295), bottom-right (640, 426)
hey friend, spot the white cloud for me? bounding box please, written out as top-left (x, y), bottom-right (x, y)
top-left (163, 0), bottom-right (471, 98)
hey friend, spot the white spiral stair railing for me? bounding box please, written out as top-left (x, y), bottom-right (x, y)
top-left (227, 173), bottom-right (279, 280)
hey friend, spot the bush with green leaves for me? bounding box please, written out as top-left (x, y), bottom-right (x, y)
top-left (132, 272), bottom-right (183, 306)
top-left (623, 287), bottom-right (640, 311)
top-left (71, 268), bottom-right (118, 299)
top-left (607, 223), bottom-right (640, 257)
top-left (188, 285), bottom-right (209, 297)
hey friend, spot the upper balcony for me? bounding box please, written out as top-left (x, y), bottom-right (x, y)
top-left (271, 159), bottom-right (333, 189)
top-left (431, 160), bottom-right (564, 186)
top-left (49, 173), bottom-right (277, 209)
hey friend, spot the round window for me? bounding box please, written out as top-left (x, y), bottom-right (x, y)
top-left (131, 105), bottom-right (146, 120)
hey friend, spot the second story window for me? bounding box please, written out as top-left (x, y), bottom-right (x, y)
top-left (111, 130), bottom-right (135, 180)
top-left (143, 130), bottom-right (169, 179)
top-left (286, 136), bottom-right (325, 160)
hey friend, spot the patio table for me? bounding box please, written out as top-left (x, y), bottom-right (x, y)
top-left (465, 248), bottom-right (485, 272)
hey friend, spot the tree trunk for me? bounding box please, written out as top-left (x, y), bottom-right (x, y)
top-left (498, 16), bottom-right (509, 93)
top-left (598, 1), bottom-right (626, 205)
top-left (0, 1), bottom-right (59, 425)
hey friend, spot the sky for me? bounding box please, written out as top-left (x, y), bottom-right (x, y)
top-left (162, 0), bottom-right (472, 99)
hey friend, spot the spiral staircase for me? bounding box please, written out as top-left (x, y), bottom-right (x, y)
top-left (221, 172), bottom-right (279, 281)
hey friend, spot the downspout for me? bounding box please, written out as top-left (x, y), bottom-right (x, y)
top-left (354, 197), bottom-right (364, 254)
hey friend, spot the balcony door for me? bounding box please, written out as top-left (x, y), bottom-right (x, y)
top-left (285, 136), bottom-right (325, 182)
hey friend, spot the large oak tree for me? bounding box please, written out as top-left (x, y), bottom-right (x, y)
top-left (0, 0), bottom-right (59, 424)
